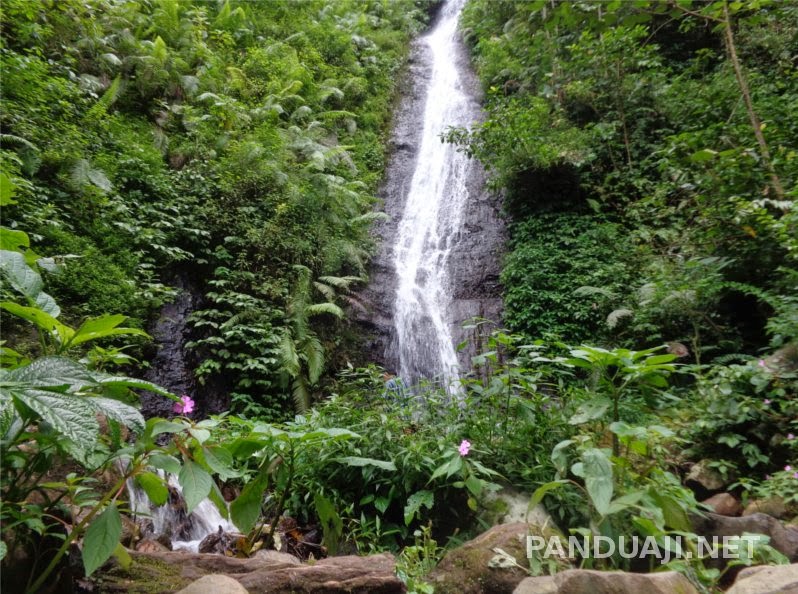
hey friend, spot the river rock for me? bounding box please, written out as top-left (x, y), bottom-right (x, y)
top-left (691, 512), bottom-right (798, 562)
top-left (743, 497), bottom-right (789, 519)
top-left (177, 574), bottom-right (250, 594)
top-left (726, 563), bottom-right (798, 594)
top-left (512, 570), bottom-right (699, 594)
top-left (685, 460), bottom-right (727, 495)
top-left (482, 488), bottom-right (553, 526)
top-left (702, 493), bottom-right (743, 516)
top-left (428, 522), bottom-right (561, 594)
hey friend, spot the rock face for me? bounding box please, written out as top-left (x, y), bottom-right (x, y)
top-left (177, 574), bottom-right (250, 594)
top-left (702, 493), bottom-right (743, 516)
top-left (512, 570), bottom-right (699, 594)
top-left (98, 550), bottom-right (405, 594)
top-left (140, 272), bottom-right (228, 417)
top-left (691, 512), bottom-right (798, 562)
top-left (726, 563), bottom-right (798, 594)
top-left (428, 523), bottom-right (539, 594)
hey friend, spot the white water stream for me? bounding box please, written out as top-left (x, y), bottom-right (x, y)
top-left (393, 0), bottom-right (478, 389)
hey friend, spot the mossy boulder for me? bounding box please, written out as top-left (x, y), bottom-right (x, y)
top-left (428, 522), bottom-right (563, 594)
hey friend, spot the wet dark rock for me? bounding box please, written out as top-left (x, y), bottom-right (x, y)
top-left (140, 272), bottom-right (228, 419)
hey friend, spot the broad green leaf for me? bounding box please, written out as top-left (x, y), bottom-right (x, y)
top-left (136, 472), bottom-right (169, 506)
top-left (0, 173), bottom-right (17, 206)
top-left (314, 493), bottom-right (343, 554)
top-left (230, 470), bottom-right (269, 533)
top-left (149, 454), bottom-right (181, 475)
top-left (89, 397), bottom-right (145, 434)
top-left (66, 314), bottom-right (149, 348)
top-left (569, 398), bottom-right (610, 425)
top-left (83, 504), bottom-right (122, 576)
top-left (582, 448), bottom-right (613, 516)
top-left (98, 376), bottom-right (176, 399)
top-left (0, 302), bottom-right (72, 344)
top-left (178, 461), bottom-right (212, 514)
top-left (404, 490), bottom-right (434, 526)
top-left (3, 356), bottom-right (93, 390)
top-left (149, 420), bottom-right (188, 437)
top-left (0, 228), bottom-right (29, 252)
top-left (0, 250), bottom-right (42, 298)
top-left (529, 480), bottom-right (568, 510)
top-left (652, 492), bottom-right (691, 532)
top-left (12, 389), bottom-right (99, 447)
top-left (112, 542), bottom-right (131, 570)
top-left (202, 445), bottom-right (239, 480)
top-left (465, 475), bottom-right (483, 497)
top-left (334, 456), bottom-right (396, 471)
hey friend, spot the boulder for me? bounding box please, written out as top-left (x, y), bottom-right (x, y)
top-left (177, 574), bottom-right (250, 594)
top-left (743, 498), bottom-right (789, 520)
top-left (685, 460), bottom-right (727, 495)
top-left (513, 570), bottom-right (699, 594)
top-left (482, 488), bottom-right (553, 527)
top-left (97, 550), bottom-right (405, 594)
top-left (726, 563), bottom-right (798, 594)
top-left (428, 522), bottom-right (561, 594)
top-left (702, 493), bottom-right (743, 517)
top-left (691, 512), bottom-right (798, 562)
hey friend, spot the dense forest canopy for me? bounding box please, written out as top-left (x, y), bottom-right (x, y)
top-left (0, 1), bottom-right (796, 593)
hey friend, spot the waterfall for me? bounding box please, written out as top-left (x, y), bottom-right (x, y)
top-left (126, 471), bottom-right (238, 553)
top-left (392, 0), bottom-right (478, 388)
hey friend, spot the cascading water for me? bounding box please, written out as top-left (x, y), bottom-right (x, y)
top-left (126, 471), bottom-right (237, 552)
top-left (392, 0), bottom-right (479, 388)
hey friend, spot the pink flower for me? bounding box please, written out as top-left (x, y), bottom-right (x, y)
top-left (758, 359), bottom-right (767, 368)
top-left (458, 439), bottom-right (471, 456)
top-left (788, 434), bottom-right (795, 440)
top-left (765, 474), bottom-right (771, 480)
top-left (786, 465), bottom-right (793, 472)
top-left (793, 473), bottom-right (798, 479)
top-left (173, 395), bottom-right (195, 415)
top-left (764, 399), bottom-right (771, 405)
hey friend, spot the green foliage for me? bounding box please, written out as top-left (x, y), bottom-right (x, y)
top-left (461, 0), bottom-right (797, 359)
top-left (1, 0), bottom-right (434, 417)
top-left (501, 213), bottom-right (636, 343)
top-left (680, 358), bottom-right (797, 474)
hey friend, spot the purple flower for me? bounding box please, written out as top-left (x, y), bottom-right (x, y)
top-left (793, 472), bottom-right (798, 479)
top-left (458, 439), bottom-right (471, 456)
top-left (173, 395), bottom-right (195, 415)
top-left (788, 434), bottom-right (795, 440)
top-left (764, 399), bottom-right (771, 405)
top-left (758, 359), bottom-right (767, 368)
top-left (786, 465), bottom-right (793, 472)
